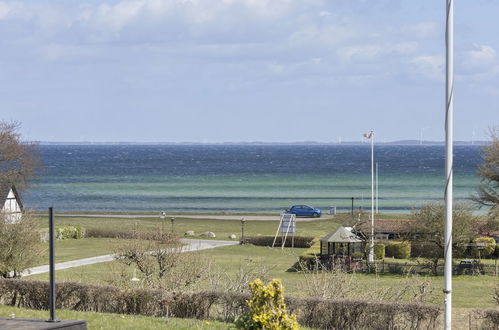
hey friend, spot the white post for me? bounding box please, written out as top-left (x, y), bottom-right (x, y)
top-left (368, 131), bottom-right (375, 263)
top-left (376, 162), bottom-right (379, 214)
top-left (444, 0), bottom-right (454, 329)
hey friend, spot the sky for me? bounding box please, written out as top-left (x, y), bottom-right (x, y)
top-left (0, 0), bottom-right (498, 143)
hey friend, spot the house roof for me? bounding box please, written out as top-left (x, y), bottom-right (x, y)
top-left (0, 183), bottom-right (23, 210)
top-left (356, 219), bottom-right (415, 234)
top-left (321, 226), bottom-right (363, 243)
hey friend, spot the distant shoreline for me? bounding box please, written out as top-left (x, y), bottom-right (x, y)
top-left (37, 140), bottom-right (489, 146)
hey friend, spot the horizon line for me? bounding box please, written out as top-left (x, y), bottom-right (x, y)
top-left (36, 139), bottom-right (489, 146)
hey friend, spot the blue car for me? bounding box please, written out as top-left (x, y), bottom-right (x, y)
top-left (286, 205), bottom-right (321, 217)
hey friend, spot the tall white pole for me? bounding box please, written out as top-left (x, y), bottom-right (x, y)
top-left (444, 0), bottom-right (454, 328)
top-left (376, 162), bottom-right (379, 214)
top-left (368, 131), bottom-right (375, 263)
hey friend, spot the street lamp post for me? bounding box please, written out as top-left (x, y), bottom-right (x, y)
top-left (159, 211), bottom-right (166, 233)
top-left (240, 218), bottom-right (246, 244)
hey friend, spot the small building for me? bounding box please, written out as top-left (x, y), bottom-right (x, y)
top-left (320, 226), bottom-right (364, 256)
top-left (356, 219), bottom-right (415, 240)
top-left (0, 184), bottom-right (23, 223)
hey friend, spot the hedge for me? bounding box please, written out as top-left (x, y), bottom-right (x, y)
top-left (385, 242), bottom-right (411, 259)
top-left (0, 279), bottom-right (441, 329)
top-left (85, 228), bottom-right (175, 241)
top-left (243, 236), bottom-right (315, 248)
top-left (410, 242), bottom-right (441, 259)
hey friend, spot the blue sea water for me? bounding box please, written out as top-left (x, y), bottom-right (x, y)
top-left (25, 144), bottom-right (483, 213)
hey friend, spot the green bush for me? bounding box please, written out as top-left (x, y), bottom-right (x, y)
top-left (352, 252), bottom-right (364, 260)
top-left (54, 226), bottom-right (85, 240)
top-left (235, 279), bottom-right (299, 330)
top-left (244, 236), bottom-right (315, 248)
top-left (374, 244), bottom-right (385, 260)
top-left (472, 237), bottom-right (496, 258)
top-left (410, 242), bottom-right (441, 259)
top-left (298, 254), bottom-right (317, 269)
top-left (386, 242), bottom-right (411, 259)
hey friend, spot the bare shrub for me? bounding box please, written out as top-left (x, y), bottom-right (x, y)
top-left (206, 260), bottom-right (272, 294)
top-left (297, 257), bottom-right (438, 304)
top-left (0, 214), bottom-right (43, 278)
top-left (293, 297), bottom-right (440, 330)
top-left (113, 228), bottom-right (209, 290)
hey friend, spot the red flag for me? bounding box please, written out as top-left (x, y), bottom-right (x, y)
top-left (363, 131), bottom-right (373, 139)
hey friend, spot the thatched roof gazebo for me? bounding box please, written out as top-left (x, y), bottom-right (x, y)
top-left (320, 226), bottom-right (364, 257)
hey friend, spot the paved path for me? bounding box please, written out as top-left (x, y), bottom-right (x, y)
top-left (22, 239), bottom-right (238, 277)
top-left (33, 213), bottom-right (333, 222)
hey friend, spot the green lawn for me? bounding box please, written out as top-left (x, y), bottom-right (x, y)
top-left (36, 238), bottom-right (127, 266)
top-left (35, 215), bottom-right (341, 240)
top-left (0, 305), bottom-right (231, 329)
top-left (27, 244), bottom-right (499, 309)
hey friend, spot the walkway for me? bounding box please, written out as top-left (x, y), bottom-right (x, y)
top-left (23, 239), bottom-right (238, 276)
top-left (33, 213), bottom-right (333, 222)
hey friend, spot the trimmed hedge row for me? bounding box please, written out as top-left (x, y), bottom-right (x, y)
top-left (85, 228), bottom-right (175, 241)
top-left (0, 279), bottom-right (441, 329)
top-left (243, 236), bottom-right (315, 248)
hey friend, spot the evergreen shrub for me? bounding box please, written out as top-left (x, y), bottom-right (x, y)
top-left (374, 243), bottom-right (385, 260)
top-left (385, 242), bottom-right (411, 259)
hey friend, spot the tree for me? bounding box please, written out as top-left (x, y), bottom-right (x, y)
top-left (0, 121), bottom-right (39, 190)
top-left (409, 203), bottom-right (474, 275)
top-left (475, 128), bottom-right (499, 211)
top-left (0, 214), bottom-right (43, 278)
top-left (113, 228), bottom-right (208, 290)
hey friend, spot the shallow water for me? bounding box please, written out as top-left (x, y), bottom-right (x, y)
top-left (26, 144), bottom-right (483, 213)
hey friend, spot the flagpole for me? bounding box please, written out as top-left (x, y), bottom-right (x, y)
top-left (368, 131), bottom-right (375, 263)
top-left (444, 0), bottom-right (454, 328)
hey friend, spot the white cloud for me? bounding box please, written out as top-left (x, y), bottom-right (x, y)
top-left (410, 55), bottom-right (444, 80)
top-left (338, 44), bottom-right (382, 62)
top-left (407, 22), bottom-right (438, 39)
top-left (463, 44), bottom-right (496, 69)
top-left (0, 2), bottom-right (13, 20)
top-left (338, 42), bottom-right (417, 63)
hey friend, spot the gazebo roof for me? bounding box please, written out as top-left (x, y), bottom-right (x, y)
top-left (320, 226), bottom-right (363, 243)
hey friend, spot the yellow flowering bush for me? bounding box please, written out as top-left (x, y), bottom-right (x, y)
top-left (235, 279), bottom-right (299, 330)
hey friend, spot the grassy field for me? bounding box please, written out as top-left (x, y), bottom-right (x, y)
top-left (27, 244), bottom-right (498, 309)
top-left (36, 238), bottom-right (127, 266)
top-left (0, 305), bottom-right (231, 329)
top-left (34, 215), bottom-right (341, 240)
